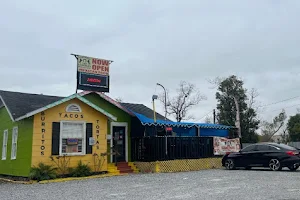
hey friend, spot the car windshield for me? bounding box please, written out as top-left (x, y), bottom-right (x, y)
top-left (274, 143), bottom-right (297, 151)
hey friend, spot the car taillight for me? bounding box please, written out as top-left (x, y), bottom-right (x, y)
top-left (286, 151), bottom-right (297, 156)
top-left (226, 152), bottom-right (230, 155)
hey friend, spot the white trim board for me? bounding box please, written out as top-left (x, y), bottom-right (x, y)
top-left (110, 122), bottom-right (128, 162)
top-left (0, 95), bottom-right (15, 122)
top-left (15, 94), bottom-right (117, 122)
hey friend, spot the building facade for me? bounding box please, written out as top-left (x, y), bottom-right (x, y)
top-left (0, 90), bottom-right (233, 177)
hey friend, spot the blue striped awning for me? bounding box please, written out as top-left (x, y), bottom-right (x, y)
top-left (133, 112), bottom-right (233, 130)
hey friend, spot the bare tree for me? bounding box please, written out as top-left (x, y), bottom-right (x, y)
top-left (207, 76), bottom-right (225, 89)
top-left (260, 110), bottom-right (287, 142)
top-left (247, 88), bottom-right (259, 111)
top-left (204, 116), bottom-right (213, 123)
top-left (159, 81), bottom-right (206, 122)
top-left (245, 88), bottom-right (262, 123)
top-left (279, 126), bottom-right (289, 144)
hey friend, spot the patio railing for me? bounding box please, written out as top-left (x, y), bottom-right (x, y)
top-left (131, 136), bottom-right (214, 162)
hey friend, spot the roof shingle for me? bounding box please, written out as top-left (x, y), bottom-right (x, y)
top-left (121, 103), bottom-right (171, 121)
top-left (0, 90), bottom-right (168, 122)
top-left (0, 90), bottom-right (63, 120)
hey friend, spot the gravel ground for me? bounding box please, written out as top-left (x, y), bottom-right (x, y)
top-left (1, 168), bottom-right (300, 200)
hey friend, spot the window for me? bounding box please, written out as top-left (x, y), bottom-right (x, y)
top-left (269, 145), bottom-right (280, 151)
top-left (11, 127), bottom-right (18, 160)
top-left (2, 130), bottom-right (8, 160)
top-left (60, 121), bottom-right (86, 155)
top-left (66, 104), bottom-right (82, 113)
top-left (256, 145), bottom-right (270, 151)
top-left (274, 143), bottom-right (297, 151)
top-left (241, 145), bottom-right (256, 152)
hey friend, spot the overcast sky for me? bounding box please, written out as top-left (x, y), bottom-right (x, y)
top-left (1, 0), bottom-right (300, 123)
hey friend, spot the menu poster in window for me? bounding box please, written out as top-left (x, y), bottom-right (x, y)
top-left (67, 138), bottom-right (78, 145)
top-left (72, 146), bottom-right (78, 152)
top-left (213, 137), bottom-right (241, 155)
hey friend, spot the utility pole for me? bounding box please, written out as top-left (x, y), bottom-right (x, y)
top-left (213, 109), bottom-right (216, 124)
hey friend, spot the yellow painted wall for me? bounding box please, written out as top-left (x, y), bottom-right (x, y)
top-left (32, 99), bottom-right (108, 173)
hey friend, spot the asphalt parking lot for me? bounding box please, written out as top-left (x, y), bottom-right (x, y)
top-left (1, 168), bottom-right (300, 200)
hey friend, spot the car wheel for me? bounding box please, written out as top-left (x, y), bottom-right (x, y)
top-left (288, 164), bottom-right (299, 171)
top-left (225, 159), bottom-right (236, 170)
top-left (269, 159), bottom-right (282, 171)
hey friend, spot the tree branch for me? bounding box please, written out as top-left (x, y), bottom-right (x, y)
top-left (159, 81), bottom-right (206, 122)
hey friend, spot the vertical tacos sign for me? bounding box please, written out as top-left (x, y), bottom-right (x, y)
top-left (73, 54), bottom-right (113, 93)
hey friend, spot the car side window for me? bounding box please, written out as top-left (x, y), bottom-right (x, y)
top-left (257, 145), bottom-right (270, 151)
top-left (241, 145), bottom-right (256, 152)
top-left (269, 146), bottom-right (280, 151)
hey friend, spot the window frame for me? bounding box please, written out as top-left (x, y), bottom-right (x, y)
top-left (2, 129), bottom-right (8, 160)
top-left (11, 126), bottom-right (18, 160)
top-left (59, 121), bottom-right (86, 156)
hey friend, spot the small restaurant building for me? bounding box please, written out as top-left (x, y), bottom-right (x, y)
top-left (0, 90), bottom-right (234, 177)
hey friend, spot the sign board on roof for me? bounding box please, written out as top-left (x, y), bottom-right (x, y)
top-left (73, 54), bottom-right (112, 93)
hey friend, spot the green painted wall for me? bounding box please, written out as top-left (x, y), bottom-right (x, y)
top-left (0, 107), bottom-right (33, 177)
top-left (83, 93), bottom-right (132, 161)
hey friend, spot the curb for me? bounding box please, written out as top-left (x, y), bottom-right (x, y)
top-left (0, 178), bottom-right (37, 184)
top-left (38, 173), bottom-right (128, 184)
top-left (0, 173), bottom-right (128, 185)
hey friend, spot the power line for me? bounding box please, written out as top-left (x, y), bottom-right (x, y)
top-left (258, 95), bottom-right (300, 108)
top-left (194, 95), bottom-right (300, 122)
top-left (196, 110), bottom-right (213, 121)
top-left (267, 103), bottom-right (300, 113)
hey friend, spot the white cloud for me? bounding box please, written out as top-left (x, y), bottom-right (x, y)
top-left (1, 0), bottom-right (300, 123)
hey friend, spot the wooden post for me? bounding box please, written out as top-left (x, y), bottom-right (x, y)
top-left (213, 109), bottom-right (216, 124)
top-left (233, 96), bottom-right (242, 139)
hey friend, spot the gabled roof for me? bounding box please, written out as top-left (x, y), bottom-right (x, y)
top-left (0, 90), bottom-right (117, 122)
top-left (0, 90), bottom-right (233, 130)
top-left (79, 91), bottom-right (134, 116)
top-left (121, 102), bottom-right (171, 121)
top-left (0, 90), bottom-right (63, 121)
top-left (79, 91), bottom-right (170, 121)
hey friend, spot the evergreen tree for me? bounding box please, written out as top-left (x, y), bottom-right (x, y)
top-left (287, 114), bottom-right (300, 142)
top-left (215, 75), bottom-right (260, 143)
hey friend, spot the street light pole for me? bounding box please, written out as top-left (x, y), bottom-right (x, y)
top-left (156, 83), bottom-right (167, 121)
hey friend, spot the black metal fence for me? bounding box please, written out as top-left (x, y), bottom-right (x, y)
top-left (131, 136), bottom-right (214, 162)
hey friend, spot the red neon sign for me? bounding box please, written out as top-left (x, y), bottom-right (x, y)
top-left (87, 78), bottom-right (101, 83)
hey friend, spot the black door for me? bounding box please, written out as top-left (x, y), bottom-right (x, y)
top-left (112, 126), bottom-right (126, 162)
